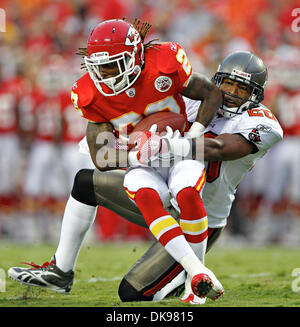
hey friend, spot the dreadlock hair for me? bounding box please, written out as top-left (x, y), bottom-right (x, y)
top-left (123, 17), bottom-right (160, 50)
top-left (76, 17), bottom-right (159, 70)
top-left (126, 17), bottom-right (159, 49)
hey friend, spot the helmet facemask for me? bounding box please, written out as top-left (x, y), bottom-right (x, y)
top-left (213, 72), bottom-right (265, 118)
top-left (84, 41), bottom-right (144, 96)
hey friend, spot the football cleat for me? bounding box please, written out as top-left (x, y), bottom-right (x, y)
top-left (191, 273), bottom-right (224, 301)
top-left (8, 256), bottom-right (74, 293)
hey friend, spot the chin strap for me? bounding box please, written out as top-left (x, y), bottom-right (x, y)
top-left (220, 100), bottom-right (254, 118)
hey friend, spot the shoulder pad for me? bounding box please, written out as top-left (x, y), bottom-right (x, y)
top-left (71, 73), bottom-right (95, 108)
top-left (240, 106), bottom-right (283, 138)
top-left (152, 42), bottom-right (183, 74)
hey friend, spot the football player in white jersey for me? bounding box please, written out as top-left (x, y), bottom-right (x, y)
top-left (8, 51), bottom-right (283, 304)
top-left (116, 51), bottom-right (282, 303)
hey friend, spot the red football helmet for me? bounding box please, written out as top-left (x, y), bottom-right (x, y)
top-left (84, 19), bottom-right (144, 96)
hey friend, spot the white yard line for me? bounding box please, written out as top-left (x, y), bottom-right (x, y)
top-left (88, 276), bottom-right (122, 283)
top-left (230, 272), bottom-right (271, 278)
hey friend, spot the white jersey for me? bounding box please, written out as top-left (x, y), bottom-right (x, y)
top-left (184, 97), bottom-right (283, 228)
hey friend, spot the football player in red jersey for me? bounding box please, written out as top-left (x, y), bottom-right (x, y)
top-left (19, 73), bottom-right (63, 242)
top-left (72, 18), bottom-right (224, 301)
top-left (8, 18), bottom-right (224, 301)
top-left (0, 76), bottom-right (25, 238)
top-left (71, 19), bottom-right (221, 169)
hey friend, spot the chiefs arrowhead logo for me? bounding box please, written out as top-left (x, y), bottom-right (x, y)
top-left (127, 32), bottom-right (135, 43)
top-left (125, 26), bottom-right (141, 46)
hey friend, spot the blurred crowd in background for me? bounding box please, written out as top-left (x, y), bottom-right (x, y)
top-left (0, 0), bottom-right (299, 245)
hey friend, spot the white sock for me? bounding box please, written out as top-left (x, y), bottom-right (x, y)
top-left (179, 252), bottom-right (205, 277)
top-left (189, 239), bottom-right (207, 265)
top-left (164, 235), bottom-right (194, 263)
top-left (55, 196), bottom-right (97, 272)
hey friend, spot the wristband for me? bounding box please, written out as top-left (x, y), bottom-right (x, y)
top-left (186, 121), bottom-right (206, 138)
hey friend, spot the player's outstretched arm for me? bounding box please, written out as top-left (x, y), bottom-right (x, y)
top-left (86, 122), bottom-right (129, 171)
top-left (181, 72), bottom-right (222, 136)
top-left (202, 133), bottom-right (256, 161)
top-left (158, 129), bottom-right (255, 163)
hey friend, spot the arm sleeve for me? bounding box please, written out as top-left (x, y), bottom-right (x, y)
top-left (235, 116), bottom-right (283, 152)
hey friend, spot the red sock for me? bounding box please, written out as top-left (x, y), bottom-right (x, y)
top-left (177, 187), bottom-right (207, 218)
top-left (176, 187), bottom-right (208, 258)
top-left (135, 188), bottom-right (183, 247)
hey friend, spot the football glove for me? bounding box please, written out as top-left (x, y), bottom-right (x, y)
top-left (160, 126), bottom-right (192, 161)
top-left (128, 124), bottom-right (169, 166)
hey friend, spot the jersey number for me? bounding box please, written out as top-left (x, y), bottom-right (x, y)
top-left (204, 132), bottom-right (222, 183)
top-left (111, 96), bottom-right (181, 133)
top-left (71, 91), bottom-right (84, 117)
top-left (248, 108), bottom-right (277, 121)
top-left (176, 48), bottom-right (192, 76)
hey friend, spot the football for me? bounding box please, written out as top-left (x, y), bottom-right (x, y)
top-left (131, 111), bottom-right (186, 135)
top-left (127, 111), bottom-right (186, 148)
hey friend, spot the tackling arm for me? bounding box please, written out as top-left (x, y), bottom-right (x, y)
top-left (202, 133), bottom-right (256, 161)
top-left (162, 132), bottom-right (255, 162)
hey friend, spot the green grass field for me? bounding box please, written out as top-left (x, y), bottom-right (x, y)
top-left (0, 241), bottom-right (299, 307)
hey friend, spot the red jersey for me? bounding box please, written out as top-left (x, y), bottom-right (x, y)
top-left (71, 42), bottom-right (192, 138)
top-left (35, 93), bottom-right (63, 142)
top-left (0, 78), bottom-right (25, 134)
top-left (19, 88), bottom-right (62, 142)
top-left (60, 92), bottom-right (88, 143)
top-left (276, 88), bottom-right (300, 136)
